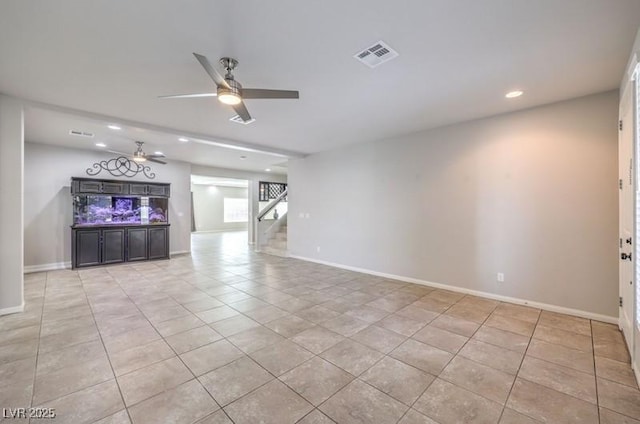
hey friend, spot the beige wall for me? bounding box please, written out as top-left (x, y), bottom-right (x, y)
top-left (289, 91), bottom-right (619, 318)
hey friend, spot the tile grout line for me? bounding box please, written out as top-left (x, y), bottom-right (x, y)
top-left (592, 319), bottom-right (601, 424)
top-left (497, 306), bottom-right (542, 423)
top-left (410, 296), bottom-right (505, 422)
top-left (26, 273), bottom-right (48, 423)
top-left (79, 269), bottom-right (137, 424)
top-left (103, 266), bottom-right (229, 424)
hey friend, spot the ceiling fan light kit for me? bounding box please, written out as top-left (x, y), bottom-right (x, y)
top-left (160, 53), bottom-right (299, 122)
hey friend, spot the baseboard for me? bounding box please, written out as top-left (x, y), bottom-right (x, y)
top-left (0, 302), bottom-right (25, 316)
top-left (23, 262), bottom-right (71, 273)
top-left (290, 255), bottom-right (618, 325)
top-left (170, 250), bottom-right (191, 256)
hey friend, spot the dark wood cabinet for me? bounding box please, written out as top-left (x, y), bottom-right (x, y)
top-left (129, 183), bottom-right (148, 195)
top-left (148, 227), bottom-right (169, 259)
top-left (129, 183), bottom-right (170, 197)
top-left (77, 180), bottom-right (102, 193)
top-left (72, 178), bottom-right (169, 197)
top-left (102, 182), bottom-right (128, 195)
top-left (71, 177), bottom-right (171, 269)
top-left (72, 225), bottom-right (170, 268)
top-left (102, 229), bottom-right (125, 264)
top-left (127, 227), bottom-right (149, 261)
top-left (74, 229), bottom-right (102, 267)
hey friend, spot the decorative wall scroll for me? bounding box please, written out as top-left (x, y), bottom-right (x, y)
top-left (86, 156), bottom-right (156, 179)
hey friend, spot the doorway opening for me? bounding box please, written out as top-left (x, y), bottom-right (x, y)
top-left (190, 175), bottom-right (249, 237)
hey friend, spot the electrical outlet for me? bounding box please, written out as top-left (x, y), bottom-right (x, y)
top-left (497, 272), bottom-right (505, 283)
top-left (316, 246), bottom-right (321, 253)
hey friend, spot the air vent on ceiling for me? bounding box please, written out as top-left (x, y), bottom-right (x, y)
top-left (69, 130), bottom-right (95, 138)
top-left (229, 115), bottom-right (256, 125)
top-left (354, 40), bottom-right (399, 68)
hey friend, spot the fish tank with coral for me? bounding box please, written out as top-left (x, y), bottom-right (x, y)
top-left (73, 195), bottom-right (168, 226)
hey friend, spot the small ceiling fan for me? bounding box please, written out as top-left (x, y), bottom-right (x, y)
top-left (109, 141), bottom-right (167, 164)
top-left (159, 53), bottom-right (299, 122)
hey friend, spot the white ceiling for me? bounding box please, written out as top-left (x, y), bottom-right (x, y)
top-left (191, 175), bottom-right (248, 188)
top-left (24, 107), bottom-right (288, 174)
top-left (2, 0), bottom-right (640, 157)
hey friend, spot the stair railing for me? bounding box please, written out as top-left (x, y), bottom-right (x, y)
top-left (257, 188), bottom-right (288, 222)
top-left (255, 188), bottom-right (288, 252)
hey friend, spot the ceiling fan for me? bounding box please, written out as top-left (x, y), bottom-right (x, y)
top-left (109, 141), bottom-right (167, 165)
top-left (159, 53), bottom-right (300, 122)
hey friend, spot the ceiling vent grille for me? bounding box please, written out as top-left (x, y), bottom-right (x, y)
top-left (230, 115), bottom-right (256, 125)
top-left (69, 130), bottom-right (94, 138)
top-left (354, 40), bottom-right (399, 68)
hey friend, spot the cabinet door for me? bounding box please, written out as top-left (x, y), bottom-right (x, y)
top-left (78, 181), bottom-right (102, 193)
top-left (127, 228), bottom-right (148, 261)
top-left (75, 230), bottom-right (102, 267)
top-left (102, 182), bottom-right (128, 195)
top-left (102, 229), bottom-right (125, 264)
top-left (148, 227), bottom-right (168, 259)
top-left (147, 184), bottom-right (169, 197)
top-left (129, 184), bottom-right (148, 195)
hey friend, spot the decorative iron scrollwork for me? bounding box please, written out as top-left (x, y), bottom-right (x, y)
top-left (86, 156), bottom-right (156, 179)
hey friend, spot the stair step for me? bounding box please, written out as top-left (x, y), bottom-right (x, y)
top-left (268, 239), bottom-right (287, 249)
top-left (275, 232), bottom-right (287, 240)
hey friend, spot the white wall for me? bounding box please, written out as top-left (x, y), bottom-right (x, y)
top-left (0, 95), bottom-right (24, 314)
top-left (289, 91), bottom-right (619, 318)
top-left (24, 143), bottom-right (191, 269)
top-left (192, 184), bottom-right (248, 232)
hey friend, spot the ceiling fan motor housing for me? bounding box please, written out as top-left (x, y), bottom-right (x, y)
top-left (218, 78), bottom-right (242, 97)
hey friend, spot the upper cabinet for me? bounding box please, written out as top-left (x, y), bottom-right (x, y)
top-left (129, 183), bottom-right (170, 197)
top-left (72, 178), bottom-right (170, 197)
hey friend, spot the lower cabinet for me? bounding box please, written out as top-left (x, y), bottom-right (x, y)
top-left (126, 228), bottom-right (148, 261)
top-left (148, 227), bottom-right (168, 259)
top-left (75, 229), bottom-right (102, 267)
top-left (72, 225), bottom-right (169, 268)
top-left (102, 229), bottom-right (125, 264)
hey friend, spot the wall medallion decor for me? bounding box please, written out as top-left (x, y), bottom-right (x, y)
top-left (86, 156), bottom-right (156, 179)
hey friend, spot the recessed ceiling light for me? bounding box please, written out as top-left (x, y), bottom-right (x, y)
top-left (240, 156), bottom-right (247, 160)
top-left (95, 143), bottom-right (106, 147)
top-left (265, 168), bottom-right (271, 172)
top-left (107, 124), bottom-right (121, 130)
top-left (505, 90), bottom-right (524, 98)
top-left (179, 137), bottom-right (189, 142)
top-left (154, 151), bottom-right (163, 155)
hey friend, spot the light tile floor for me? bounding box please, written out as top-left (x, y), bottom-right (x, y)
top-left (1, 231), bottom-right (639, 424)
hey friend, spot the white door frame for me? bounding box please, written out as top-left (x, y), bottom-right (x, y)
top-left (619, 77), bottom-right (635, 356)
top-left (622, 61), bottom-right (640, 383)
top-left (633, 63), bottom-right (640, 383)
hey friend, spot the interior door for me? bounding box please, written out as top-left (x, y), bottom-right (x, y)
top-left (620, 81), bottom-right (635, 356)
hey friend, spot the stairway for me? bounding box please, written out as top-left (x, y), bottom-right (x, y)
top-left (261, 223), bottom-right (288, 257)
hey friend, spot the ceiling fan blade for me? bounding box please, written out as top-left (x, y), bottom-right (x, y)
top-left (158, 93), bottom-right (217, 99)
top-left (242, 89), bottom-right (299, 99)
top-left (193, 53), bottom-right (230, 89)
top-left (147, 157), bottom-right (167, 165)
top-left (232, 101), bottom-right (252, 122)
top-left (147, 154), bottom-right (166, 159)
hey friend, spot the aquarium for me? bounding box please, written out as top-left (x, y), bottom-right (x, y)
top-left (73, 195), bottom-right (168, 226)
